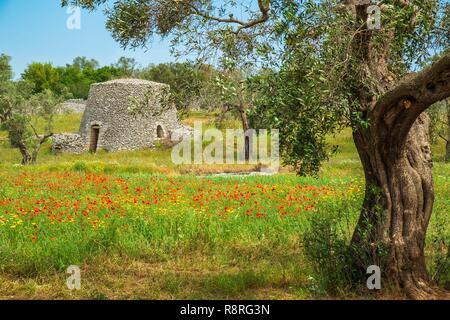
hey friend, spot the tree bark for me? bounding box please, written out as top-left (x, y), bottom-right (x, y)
top-left (238, 105), bottom-right (251, 161)
top-left (446, 105), bottom-right (450, 162)
top-left (352, 114), bottom-right (441, 299)
top-left (31, 142), bottom-right (43, 164)
top-left (18, 133), bottom-right (53, 165)
top-left (18, 140), bottom-right (32, 165)
top-left (342, 0), bottom-right (450, 296)
top-left (350, 53), bottom-right (450, 299)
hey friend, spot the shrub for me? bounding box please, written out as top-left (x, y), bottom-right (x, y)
top-left (302, 209), bottom-right (356, 296)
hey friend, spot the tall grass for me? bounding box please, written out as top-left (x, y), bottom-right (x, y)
top-left (0, 111), bottom-right (448, 298)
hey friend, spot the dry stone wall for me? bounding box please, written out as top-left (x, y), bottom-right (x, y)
top-left (56, 99), bottom-right (86, 114)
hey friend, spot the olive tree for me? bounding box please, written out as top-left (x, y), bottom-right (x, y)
top-left (429, 99), bottom-right (449, 161)
top-left (1, 88), bottom-right (60, 165)
top-left (1, 55), bottom-right (60, 164)
top-left (137, 62), bottom-right (219, 113)
top-left (214, 69), bottom-right (255, 160)
top-left (61, 0), bottom-right (450, 298)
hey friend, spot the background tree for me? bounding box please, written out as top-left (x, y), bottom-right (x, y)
top-left (1, 55), bottom-right (61, 164)
top-left (22, 62), bottom-right (67, 95)
top-left (215, 69), bottom-right (252, 131)
top-left (0, 54), bottom-right (14, 123)
top-left (22, 57), bottom-right (134, 100)
top-left (19, 56), bottom-right (130, 100)
top-left (61, 0), bottom-right (450, 299)
top-left (57, 59), bottom-right (92, 99)
top-left (72, 56), bottom-right (100, 70)
top-left (137, 62), bottom-right (219, 114)
top-left (429, 99), bottom-right (450, 161)
top-left (58, 57), bottom-right (124, 99)
top-left (1, 89), bottom-right (60, 165)
top-left (0, 54), bottom-right (13, 82)
top-left (114, 56), bottom-right (138, 77)
top-left (215, 68), bottom-right (254, 160)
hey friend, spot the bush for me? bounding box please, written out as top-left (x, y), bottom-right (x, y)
top-left (302, 209), bottom-right (356, 296)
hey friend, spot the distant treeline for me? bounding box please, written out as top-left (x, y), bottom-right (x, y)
top-left (19, 56), bottom-right (225, 110)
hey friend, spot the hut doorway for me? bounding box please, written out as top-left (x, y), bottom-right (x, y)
top-left (89, 125), bottom-right (100, 153)
top-left (157, 125), bottom-right (165, 139)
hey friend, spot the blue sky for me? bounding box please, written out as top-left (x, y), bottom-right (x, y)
top-left (0, 0), bottom-right (178, 78)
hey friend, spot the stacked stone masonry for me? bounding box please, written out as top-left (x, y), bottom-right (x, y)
top-left (56, 99), bottom-right (87, 114)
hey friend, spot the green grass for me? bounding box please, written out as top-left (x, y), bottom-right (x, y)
top-left (0, 112), bottom-right (247, 173)
top-left (0, 171), bottom-right (362, 299)
top-left (0, 111), bottom-right (448, 299)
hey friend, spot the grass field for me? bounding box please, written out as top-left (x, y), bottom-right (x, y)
top-left (0, 112), bottom-right (448, 299)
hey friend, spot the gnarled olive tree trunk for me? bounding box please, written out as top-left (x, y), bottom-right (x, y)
top-left (352, 114), bottom-right (435, 298)
top-left (350, 53), bottom-right (450, 299)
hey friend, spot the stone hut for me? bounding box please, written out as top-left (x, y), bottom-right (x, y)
top-left (53, 79), bottom-right (184, 153)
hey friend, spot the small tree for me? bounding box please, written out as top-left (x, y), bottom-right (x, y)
top-left (215, 70), bottom-right (254, 160)
top-left (1, 56), bottom-right (60, 164)
top-left (0, 54), bottom-right (12, 83)
top-left (215, 70), bottom-right (252, 131)
top-left (0, 54), bottom-right (14, 123)
top-left (114, 56), bottom-right (138, 77)
top-left (429, 99), bottom-right (450, 161)
top-left (72, 56), bottom-right (100, 70)
top-left (1, 87), bottom-right (60, 165)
